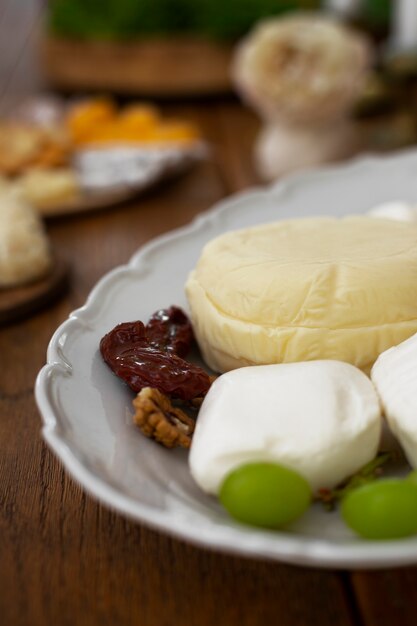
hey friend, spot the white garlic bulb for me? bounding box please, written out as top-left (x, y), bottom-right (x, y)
top-left (233, 14), bottom-right (372, 124)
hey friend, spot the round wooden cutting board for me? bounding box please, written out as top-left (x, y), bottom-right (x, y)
top-left (0, 258), bottom-right (68, 324)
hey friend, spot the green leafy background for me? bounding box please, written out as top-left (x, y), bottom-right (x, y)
top-left (49, 0), bottom-right (391, 41)
top-left (50, 0), bottom-right (316, 40)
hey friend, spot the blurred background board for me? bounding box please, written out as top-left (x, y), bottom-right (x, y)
top-left (42, 0), bottom-right (320, 96)
top-left (0, 258), bottom-right (68, 324)
top-left (41, 0), bottom-right (394, 96)
top-left (42, 37), bottom-right (234, 96)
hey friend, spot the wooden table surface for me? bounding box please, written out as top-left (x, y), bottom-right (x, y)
top-left (0, 99), bottom-right (417, 626)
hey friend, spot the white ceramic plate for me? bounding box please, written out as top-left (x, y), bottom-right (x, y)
top-left (36, 149), bottom-right (417, 569)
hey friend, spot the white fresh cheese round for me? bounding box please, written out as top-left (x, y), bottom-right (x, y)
top-left (368, 201), bottom-right (417, 222)
top-left (189, 361), bottom-right (382, 495)
top-left (371, 333), bottom-right (417, 468)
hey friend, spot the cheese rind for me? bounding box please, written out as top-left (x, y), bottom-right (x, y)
top-left (371, 333), bottom-right (417, 468)
top-left (186, 216), bottom-right (417, 373)
top-left (189, 361), bottom-right (382, 494)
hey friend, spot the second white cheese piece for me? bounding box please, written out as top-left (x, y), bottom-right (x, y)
top-left (368, 201), bottom-right (417, 222)
top-left (371, 333), bottom-right (417, 468)
top-left (189, 360), bottom-right (381, 495)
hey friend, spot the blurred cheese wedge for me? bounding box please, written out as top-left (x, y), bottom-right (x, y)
top-left (19, 168), bottom-right (79, 214)
top-left (0, 188), bottom-right (52, 288)
top-left (371, 334), bottom-right (417, 468)
top-left (189, 361), bottom-right (382, 494)
top-left (186, 216), bottom-right (417, 374)
top-left (368, 200), bottom-right (417, 222)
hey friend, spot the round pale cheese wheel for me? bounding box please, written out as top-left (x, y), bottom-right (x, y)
top-left (186, 216), bottom-right (417, 373)
top-left (0, 188), bottom-right (52, 288)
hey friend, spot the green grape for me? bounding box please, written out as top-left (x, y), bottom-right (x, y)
top-left (219, 462), bottom-right (311, 529)
top-left (341, 479), bottom-right (417, 540)
top-left (407, 470), bottom-right (417, 484)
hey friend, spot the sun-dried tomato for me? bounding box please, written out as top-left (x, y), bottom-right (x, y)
top-left (100, 306), bottom-right (211, 401)
top-left (145, 306), bottom-right (194, 357)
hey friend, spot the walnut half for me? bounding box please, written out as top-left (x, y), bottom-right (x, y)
top-left (132, 387), bottom-right (195, 449)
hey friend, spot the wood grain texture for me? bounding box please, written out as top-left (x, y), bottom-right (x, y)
top-left (42, 36), bottom-right (234, 97)
top-left (352, 569), bottom-right (417, 626)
